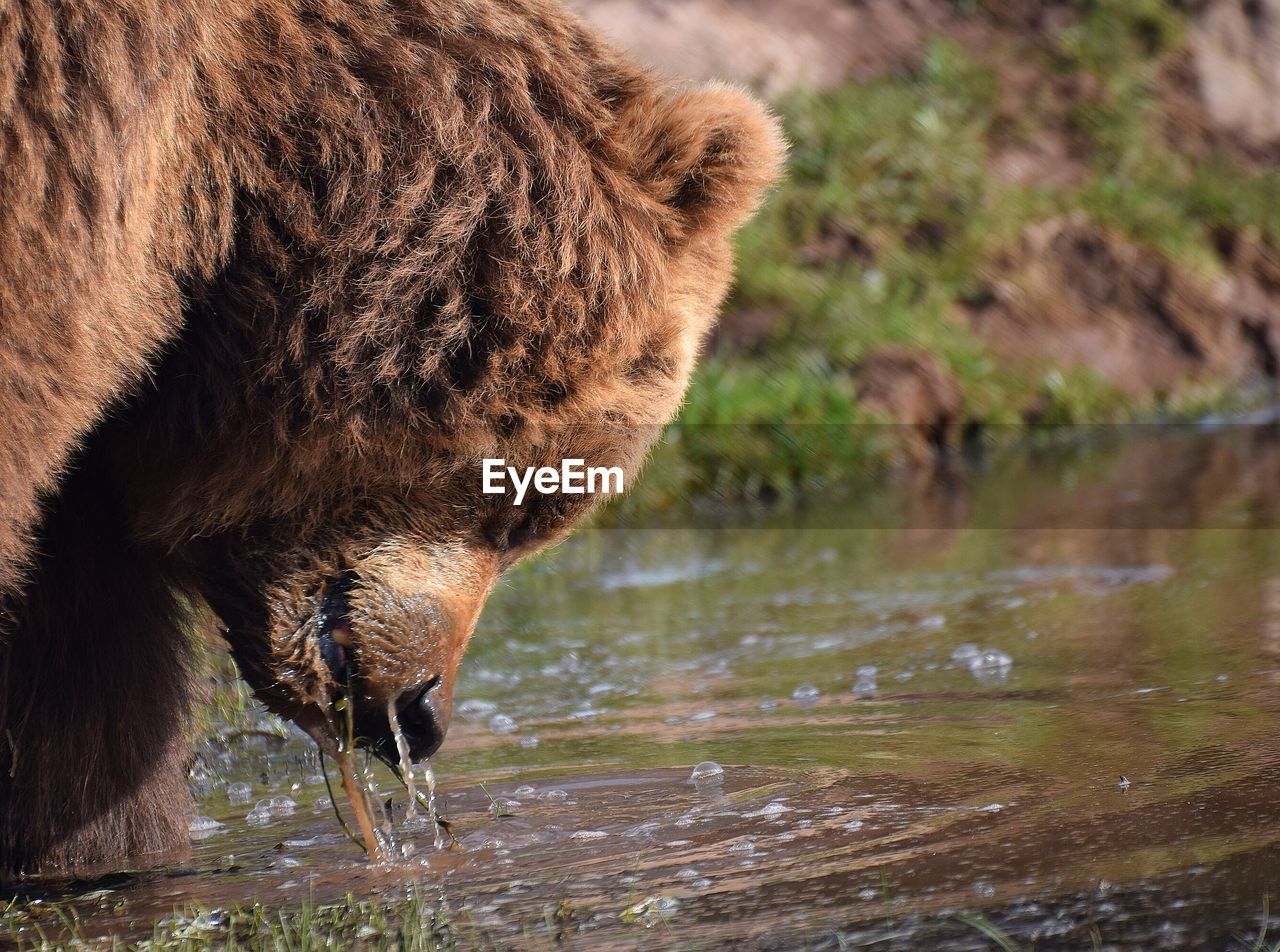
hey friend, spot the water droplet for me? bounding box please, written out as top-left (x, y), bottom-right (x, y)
top-left (791, 683), bottom-right (820, 701)
top-left (489, 713), bottom-right (519, 735)
top-left (689, 761), bottom-right (724, 782)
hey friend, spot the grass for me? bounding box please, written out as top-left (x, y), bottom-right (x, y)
top-left (3, 891), bottom-right (462, 951)
top-left (621, 0), bottom-right (1280, 512)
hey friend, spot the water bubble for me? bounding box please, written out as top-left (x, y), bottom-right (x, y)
top-left (688, 710), bottom-right (717, 722)
top-left (188, 816), bottom-right (224, 839)
top-left (851, 675), bottom-right (876, 698)
top-left (675, 867), bottom-right (702, 880)
top-left (791, 683), bottom-right (820, 701)
top-left (950, 644), bottom-right (980, 663)
top-left (689, 761), bottom-right (724, 782)
top-left (744, 801), bottom-right (792, 819)
top-left (920, 614), bottom-right (946, 630)
top-left (513, 784), bottom-right (537, 797)
top-left (969, 649), bottom-right (1012, 685)
top-left (489, 713), bottom-right (519, 735)
top-left (519, 736), bottom-right (540, 749)
top-left (622, 895), bottom-right (679, 928)
top-left (226, 782), bottom-right (253, 806)
top-left (974, 881), bottom-right (996, 899)
top-left (571, 830), bottom-right (607, 840)
top-left (539, 788), bottom-right (569, 802)
top-left (844, 819), bottom-right (865, 832)
top-left (489, 798), bottom-right (521, 819)
top-left (245, 796), bottom-right (296, 825)
top-left (312, 796), bottom-right (333, 813)
top-left (972, 649), bottom-right (1011, 670)
top-left (855, 665), bottom-right (878, 678)
top-left (729, 838), bottom-right (756, 854)
top-left (663, 715), bottom-right (683, 725)
top-left (691, 878), bottom-right (713, 890)
top-left (457, 698), bottom-right (499, 721)
top-left (759, 700), bottom-right (778, 711)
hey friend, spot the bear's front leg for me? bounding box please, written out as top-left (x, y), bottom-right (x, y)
top-left (0, 466), bottom-right (196, 878)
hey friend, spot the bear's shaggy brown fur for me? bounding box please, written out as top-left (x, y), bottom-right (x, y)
top-left (0, 0), bottom-right (781, 875)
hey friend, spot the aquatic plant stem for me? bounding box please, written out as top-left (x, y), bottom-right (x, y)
top-left (337, 749), bottom-right (386, 862)
top-left (318, 750), bottom-right (366, 855)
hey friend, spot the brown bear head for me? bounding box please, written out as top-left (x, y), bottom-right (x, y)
top-left (117, 77), bottom-right (783, 767)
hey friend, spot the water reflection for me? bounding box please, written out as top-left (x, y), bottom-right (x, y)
top-left (9, 424), bottom-right (1280, 948)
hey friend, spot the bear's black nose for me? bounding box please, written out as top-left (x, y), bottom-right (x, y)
top-left (392, 677), bottom-right (448, 760)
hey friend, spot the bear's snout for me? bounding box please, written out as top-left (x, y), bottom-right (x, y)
top-left (291, 540), bottom-right (496, 764)
top-left (390, 677), bottom-right (449, 760)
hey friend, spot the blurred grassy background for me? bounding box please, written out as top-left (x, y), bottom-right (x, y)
top-left (603, 0), bottom-right (1280, 511)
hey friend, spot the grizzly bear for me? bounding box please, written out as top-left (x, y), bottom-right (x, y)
top-left (0, 0), bottom-right (782, 875)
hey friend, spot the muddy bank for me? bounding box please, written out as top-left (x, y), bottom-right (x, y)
top-left (573, 0), bottom-right (1280, 462)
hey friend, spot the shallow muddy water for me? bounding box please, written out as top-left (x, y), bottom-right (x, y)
top-left (12, 424), bottom-right (1280, 949)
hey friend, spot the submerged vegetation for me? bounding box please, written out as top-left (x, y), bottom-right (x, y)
top-left (628, 0), bottom-right (1280, 511)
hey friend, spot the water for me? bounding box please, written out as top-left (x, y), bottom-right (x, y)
top-left (10, 424), bottom-right (1280, 948)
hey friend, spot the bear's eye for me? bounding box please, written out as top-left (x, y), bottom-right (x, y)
top-left (504, 515), bottom-right (539, 551)
top-left (486, 510), bottom-right (538, 552)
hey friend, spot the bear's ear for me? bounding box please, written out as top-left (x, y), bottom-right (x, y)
top-left (627, 83), bottom-right (785, 241)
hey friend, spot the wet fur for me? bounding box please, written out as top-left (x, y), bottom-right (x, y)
top-left (0, 0), bottom-right (782, 875)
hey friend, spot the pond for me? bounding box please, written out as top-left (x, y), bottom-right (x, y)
top-left (8, 423), bottom-right (1280, 949)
